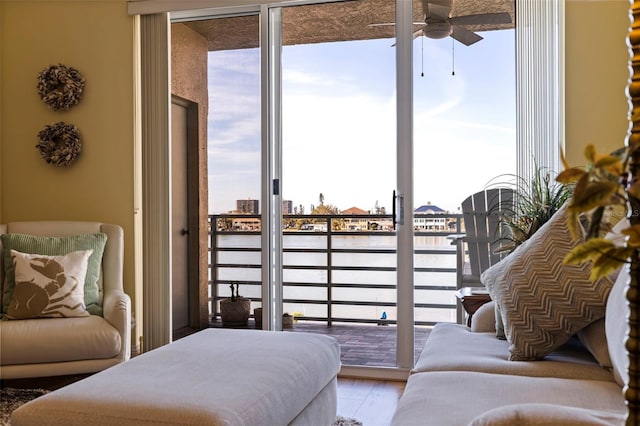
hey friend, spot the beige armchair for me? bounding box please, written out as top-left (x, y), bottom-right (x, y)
top-left (0, 221), bottom-right (131, 379)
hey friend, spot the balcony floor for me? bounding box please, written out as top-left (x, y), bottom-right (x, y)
top-left (204, 319), bottom-right (433, 367)
top-left (288, 322), bottom-right (432, 367)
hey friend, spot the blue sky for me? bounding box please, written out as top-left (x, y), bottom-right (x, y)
top-left (208, 29), bottom-right (515, 214)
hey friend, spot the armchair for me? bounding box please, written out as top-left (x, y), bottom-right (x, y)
top-left (0, 221), bottom-right (131, 379)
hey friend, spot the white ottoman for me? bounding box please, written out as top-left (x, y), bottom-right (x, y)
top-left (12, 329), bottom-right (341, 426)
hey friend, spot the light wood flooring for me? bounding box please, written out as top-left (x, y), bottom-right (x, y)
top-left (337, 378), bottom-right (405, 426)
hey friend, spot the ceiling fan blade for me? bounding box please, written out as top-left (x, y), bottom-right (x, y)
top-left (368, 22), bottom-right (398, 27)
top-left (449, 12), bottom-right (512, 26)
top-left (451, 25), bottom-right (483, 46)
top-left (390, 29), bottom-right (423, 47)
top-left (428, 3), bottom-right (452, 21)
top-left (420, 0), bottom-right (429, 20)
top-left (427, 0), bottom-right (453, 11)
top-left (367, 22), bottom-right (427, 28)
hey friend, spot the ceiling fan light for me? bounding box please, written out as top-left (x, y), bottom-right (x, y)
top-left (424, 22), bottom-right (452, 39)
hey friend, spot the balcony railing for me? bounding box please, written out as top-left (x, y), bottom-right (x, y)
top-left (208, 213), bottom-right (464, 326)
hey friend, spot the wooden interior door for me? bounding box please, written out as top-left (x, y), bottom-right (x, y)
top-left (171, 100), bottom-right (190, 336)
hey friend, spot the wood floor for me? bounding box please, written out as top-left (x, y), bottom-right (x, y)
top-left (337, 377), bottom-right (405, 426)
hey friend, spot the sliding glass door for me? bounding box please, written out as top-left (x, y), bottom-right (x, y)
top-left (146, 0), bottom-right (516, 372)
top-left (278, 0), bottom-right (400, 369)
top-left (171, 0), bottom-right (454, 376)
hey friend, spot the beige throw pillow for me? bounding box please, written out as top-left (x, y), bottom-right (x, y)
top-left (6, 249), bottom-right (93, 319)
top-left (576, 318), bottom-right (612, 368)
top-left (481, 204), bottom-right (615, 361)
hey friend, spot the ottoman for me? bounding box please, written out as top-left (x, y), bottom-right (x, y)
top-left (11, 329), bottom-right (341, 426)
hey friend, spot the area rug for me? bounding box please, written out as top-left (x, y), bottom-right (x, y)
top-left (0, 387), bottom-right (49, 426)
top-left (332, 415), bottom-right (364, 426)
top-left (1, 388), bottom-right (361, 426)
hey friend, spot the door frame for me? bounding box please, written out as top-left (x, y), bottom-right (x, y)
top-left (140, 2), bottom-right (415, 379)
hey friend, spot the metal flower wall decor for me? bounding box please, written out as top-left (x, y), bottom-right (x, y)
top-left (35, 64), bottom-right (85, 167)
top-left (35, 122), bottom-right (82, 167)
top-left (36, 64), bottom-right (85, 111)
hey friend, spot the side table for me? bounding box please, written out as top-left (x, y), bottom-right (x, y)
top-left (455, 287), bottom-right (492, 327)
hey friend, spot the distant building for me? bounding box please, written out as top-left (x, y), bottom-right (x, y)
top-left (341, 206), bottom-right (370, 231)
top-left (300, 223), bottom-right (327, 232)
top-left (232, 217), bottom-right (261, 231)
top-left (341, 206), bottom-right (369, 215)
top-left (414, 203), bottom-right (447, 230)
top-left (237, 199), bottom-right (259, 214)
top-left (282, 200), bottom-right (293, 214)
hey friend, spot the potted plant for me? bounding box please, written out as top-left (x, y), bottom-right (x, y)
top-left (253, 307), bottom-right (264, 328)
top-left (556, 144), bottom-right (634, 279)
top-left (219, 283), bottom-right (251, 326)
top-left (253, 308), bottom-right (298, 329)
top-left (282, 312), bottom-right (293, 328)
top-left (494, 166), bottom-right (574, 254)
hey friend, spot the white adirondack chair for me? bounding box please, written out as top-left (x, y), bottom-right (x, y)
top-left (451, 188), bottom-right (514, 323)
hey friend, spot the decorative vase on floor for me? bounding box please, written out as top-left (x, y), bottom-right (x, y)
top-left (220, 298), bottom-right (251, 326)
top-left (282, 313), bottom-right (293, 328)
top-left (220, 284), bottom-right (251, 326)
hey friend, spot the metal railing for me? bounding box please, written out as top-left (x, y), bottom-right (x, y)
top-left (209, 213), bottom-right (463, 326)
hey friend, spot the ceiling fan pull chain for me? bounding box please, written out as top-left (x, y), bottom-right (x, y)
top-left (451, 36), bottom-right (456, 76)
top-left (421, 36), bottom-right (425, 77)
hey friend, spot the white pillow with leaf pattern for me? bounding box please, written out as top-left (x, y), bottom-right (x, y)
top-left (6, 249), bottom-right (93, 319)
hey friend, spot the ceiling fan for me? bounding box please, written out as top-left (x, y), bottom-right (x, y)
top-left (369, 0), bottom-right (512, 46)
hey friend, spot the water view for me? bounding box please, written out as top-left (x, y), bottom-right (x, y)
top-left (209, 214), bottom-right (461, 326)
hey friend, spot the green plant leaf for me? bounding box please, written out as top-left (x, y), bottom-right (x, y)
top-left (584, 144), bottom-right (597, 164)
top-left (561, 144), bottom-right (635, 282)
top-left (594, 155), bottom-right (623, 176)
top-left (622, 224), bottom-right (640, 247)
top-left (627, 180), bottom-right (640, 201)
top-left (557, 168), bottom-right (585, 184)
top-left (569, 181), bottom-right (619, 212)
top-left (591, 246), bottom-right (632, 280)
top-left (564, 238), bottom-right (615, 265)
top-left (584, 206), bottom-right (606, 240)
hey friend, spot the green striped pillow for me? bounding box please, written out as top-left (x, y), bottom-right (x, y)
top-left (1, 233), bottom-right (107, 316)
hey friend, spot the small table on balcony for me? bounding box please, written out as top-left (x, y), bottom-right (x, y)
top-left (455, 287), bottom-right (492, 327)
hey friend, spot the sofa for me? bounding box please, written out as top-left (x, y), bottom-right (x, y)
top-left (392, 205), bottom-right (628, 425)
top-left (0, 221), bottom-right (131, 379)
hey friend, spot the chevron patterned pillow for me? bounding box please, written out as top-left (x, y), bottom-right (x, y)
top-left (481, 204), bottom-right (615, 361)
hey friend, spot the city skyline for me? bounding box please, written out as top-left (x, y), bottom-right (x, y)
top-left (228, 196), bottom-right (452, 215)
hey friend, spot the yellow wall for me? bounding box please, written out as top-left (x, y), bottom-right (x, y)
top-left (565, 0), bottom-right (631, 165)
top-left (0, 0), bottom-right (137, 328)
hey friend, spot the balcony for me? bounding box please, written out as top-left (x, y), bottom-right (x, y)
top-left (208, 212), bottom-right (464, 366)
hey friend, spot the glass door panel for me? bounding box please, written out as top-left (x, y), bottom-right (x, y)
top-left (412, 7), bottom-right (516, 361)
top-left (280, 0), bottom-right (398, 368)
top-left (187, 14), bottom-right (263, 325)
